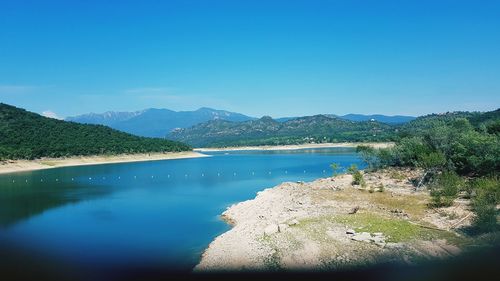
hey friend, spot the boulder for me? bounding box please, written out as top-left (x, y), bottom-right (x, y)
top-left (351, 232), bottom-right (372, 242)
top-left (264, 224), bottom-right (279, 235)
top-left (278, 224), bottom-right (289, 232)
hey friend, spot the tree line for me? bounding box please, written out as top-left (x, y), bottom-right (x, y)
top-left (357, 109), bottom-right (499, 232)
top-left (0, 103), bottom-right (191, 160)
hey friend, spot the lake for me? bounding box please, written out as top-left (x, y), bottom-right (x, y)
top-left (0, 148), bottom-right (363, 278)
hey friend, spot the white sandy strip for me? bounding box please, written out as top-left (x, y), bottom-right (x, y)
top-left (0, 151), bottom-right (209, 175)
top-left (195, 142), bottom-right (394, 152)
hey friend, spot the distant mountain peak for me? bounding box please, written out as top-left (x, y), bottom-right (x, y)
top-left (66, 107), bottom-right (256, 138)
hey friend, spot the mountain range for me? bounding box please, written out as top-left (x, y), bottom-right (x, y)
top-left (167, 115), bottom-right (397, 147)
top-left (66, 108), bottom-right (415, 138)
top-left (66, 108), bottom-right (255, 138)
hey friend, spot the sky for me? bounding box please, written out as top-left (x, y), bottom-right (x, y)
top-left (0, 0), bottom-right (499, 119)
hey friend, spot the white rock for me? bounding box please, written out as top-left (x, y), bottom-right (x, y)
top-left (351, 232), bottom-right (372, 242)
top-left (288, 219), bottom-right (300, 226)
top-left (278, 224), bottom-right (289, 232)
top-left (346, 229), bottom-right (356, 235)
top-left (264, 224), bottom-right (279, 235)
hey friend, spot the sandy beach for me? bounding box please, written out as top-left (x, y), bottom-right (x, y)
top-left (0, 151), bottom-right (209, 175)
top-left (194, 142), bottom-right (394, 152)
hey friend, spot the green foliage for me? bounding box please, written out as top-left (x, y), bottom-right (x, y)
top-left (429, 171), bottom-right (463, 207)
top-left (330, 163), bottom-right (340, 177)
top-left (349, 109), bottom-right (499, 232)
top-left (168, 115), bottom-right (398, 147)
top-left (359, 109), bottom-right (500, 177)
top-left (471, 177), bottom-right (500, 232)
top-left (346, 164), bottom-right (365, 186)
top-left (0, 103), bottom-right (191, 160)
top-left (347, 164), bottom-right (359, 174)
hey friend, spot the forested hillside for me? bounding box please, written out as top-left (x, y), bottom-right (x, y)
top-left (0, 103), bottom-right (191, 160)
top-left (167, 115), bottom-right (397, 147)
top-left (358, 109), bottom-right (499, 232)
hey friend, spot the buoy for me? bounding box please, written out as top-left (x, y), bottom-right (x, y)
top-left (167, 175), bottom-right (170, 178)
top-left (252, 171), bottom-right (255, 175)
top-left (201, 173), bottom-right (204, 177)
top-left (41, 179), bottom-right (43, 182)
top-left (217, 173), bottom-right (220, 176)
top-left (118, 176), bottom-right (121, 180)
top-left (268, 171), bottom-right (271, 175)
top-left (285, 170), bottom-right (288, 174)
top-left (71, 178), bottom-right (74, 181)
top-left (304, 170), bottom-right (306, 173)
top-left (185, 174), bottom-right (188, 177)
top-left (134, 176), bottom-right (137, 179)
top-left (89, 177), bottom-right (92, 180)
top-left (233, 172), bottom-right (236, 176)
top-left (56, 179), bottom-right (58, 182)
top-left (151, 175), bottom-right (154, 178)
top-left (12, 180), bottom-right (15, 183)
top-left (25, 179), bottom-right (28, 183)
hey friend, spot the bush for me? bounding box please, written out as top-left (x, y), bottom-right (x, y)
top-left (472, 177), bottom-right (499, 232)
top-left (352, 171), bottom-right (366, 187)
top-left (430, 171), bottom-right (463, 207)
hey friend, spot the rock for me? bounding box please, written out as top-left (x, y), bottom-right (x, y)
top-left (385, 242), bottom-right (404, 249)
top-left (346, 229), bottom-right (356, 235)
top-left (348, 206), bottom-right (360, 214)
top-left (370, 236), bottom-right (385, 243)
top-left (264, 224), bottom-right (279, 235)
top-left (351, 232), bottom-right (372, 242)
top-left (278, 224), bottom-right (289, 232)
top-left (373, 232), bottom-right (383, 237)
top-left (288, 219), bottom-right (300, 226)
top-left (375, 242), bottom-right (386, 247)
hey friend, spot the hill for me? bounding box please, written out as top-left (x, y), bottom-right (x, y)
top-left (339, 114), bottom-right (416, 124)
top-left (276, 114), bottom-right (416, 124)
top-left (0, 103), bottom-right (191, 160)
top-left (167, 115), bottom-right (396, 147)
top-left (66, 107), bottom-right (256, 137)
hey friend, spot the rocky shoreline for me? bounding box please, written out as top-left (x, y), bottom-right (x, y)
top-left (195, 168), bottom-right (478, 272)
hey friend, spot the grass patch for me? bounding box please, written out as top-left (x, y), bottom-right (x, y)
top-left (332, 212), bottom-right (460, 243)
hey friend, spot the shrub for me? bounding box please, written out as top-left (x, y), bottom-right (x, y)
top-left (430, 171), bottom-right (463, 207)
top-left (352, 171), bottom-right (366, 187)
top-left (330, 163), bottom-right (340, 177)
top-left (472, 177), bottom-right (500, 232)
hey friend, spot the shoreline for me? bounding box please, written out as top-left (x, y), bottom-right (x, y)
top-left (194, 142), bottom-right (394, 152)
top-left (0, 151), bottom-right (209, 175)
top-left (195, 168), bottom-right (475, 271)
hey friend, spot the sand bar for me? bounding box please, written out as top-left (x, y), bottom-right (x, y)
top-left (0, 151), bottom-right (209, 175)
top-left (195, 142), bottom-right (394, 152)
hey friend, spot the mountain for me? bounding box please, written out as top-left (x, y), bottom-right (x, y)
top-left (276, 114), bottom-right (416, 124)
top-left (66, 107), bottom-right (256, 138)
top-left (167, 115), bottom-right (396, 147)
top-left (0, 103), bottom-right (190, 160)
top-left (339, 114), bottom-right (416, 124)
top-left (65, 110), bottom-right (144, 126)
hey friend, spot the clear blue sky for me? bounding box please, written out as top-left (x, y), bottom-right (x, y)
top-left (1, 0), bottom-right (499, 119)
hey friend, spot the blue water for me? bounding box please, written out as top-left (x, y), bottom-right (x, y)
top-left (0, 148), bottom-right (363, 273)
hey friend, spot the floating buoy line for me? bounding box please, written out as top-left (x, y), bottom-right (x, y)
top-left (3, 168), bottom-right (335, 185)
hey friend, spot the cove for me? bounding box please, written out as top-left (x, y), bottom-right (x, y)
top-left (0, 148), bottom-right (364, 276)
